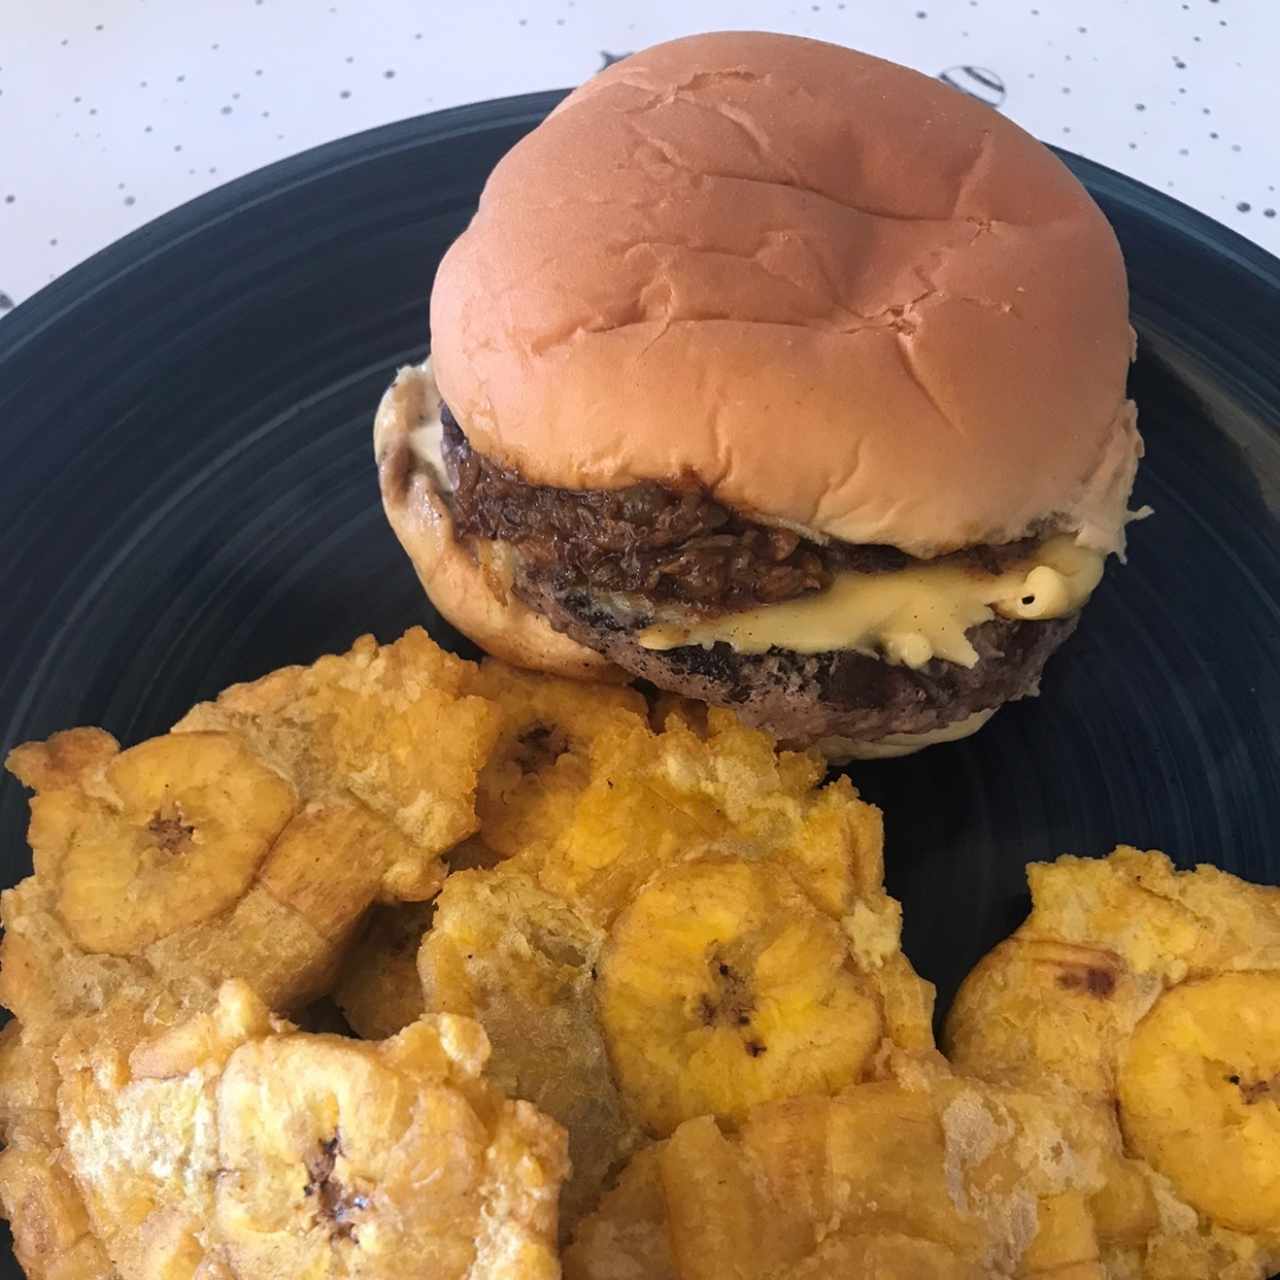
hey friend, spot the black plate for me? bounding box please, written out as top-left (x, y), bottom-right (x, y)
top-left (3, 91), bottom-right (1280, 1273)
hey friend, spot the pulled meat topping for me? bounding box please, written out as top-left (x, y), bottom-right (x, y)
top-left (441, 405), bottom-right (1036, 613)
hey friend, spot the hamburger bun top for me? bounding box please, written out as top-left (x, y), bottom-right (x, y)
top-left (430, 31), bottom-right (1140, 558)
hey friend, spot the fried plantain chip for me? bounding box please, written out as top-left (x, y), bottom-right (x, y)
top-left (335, 842), bottom-right (506, 1042)
top-left (598, 857), bottom-right (885, 1133)
top-left (53, 980), bottom-right (568, 1280)
top-left (334, 901), bottom-right (435, 1041)
top-left (420, 862), bottom-right (638, 1234)
top-left (175, 628), bottom-right (504, 897)
top-left (565, 1055), bottom-right (1106, 1280)
top-left (2, 783), bottom-right (409, 1021)
top-left (1118, 972), bottom-right (1280, 1236)
top-left (945, 847), bottom-right (1280, 1279)
top-left (561, 1145), bottom-right (676, 1280)
top-left (421, 709), bottom-right (934, 1233)
top-left (143, 799), bottom-right (401, 1008)
top-left (945, 935), bottom-right (1148, 1101)
top-left (0, 1022), bottom-right (115, 1280)
top-left (4, 629), bottom-right (507, 1025)
top-left (0, 874), bottom-right (152, 1031)
top-left (462, 660), bottom-right (649, 860)
top-left (522, 708), bottom-right (887, 927)
top-left (0, 1122), bottom-right (115, 1280)
top-left (0, 882), bottom-right (161, 1280)
top-left (10, 729), bottom-right (296, 956)
top-left (0, 859), bottom-right (466, 1280)
top-left (0, 630), bottom-right (538, 1279)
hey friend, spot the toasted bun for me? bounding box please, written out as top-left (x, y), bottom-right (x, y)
top-left (431, 31), bottom-right (1140, 557)
top-left (374, 364), bottom-right (625, 682)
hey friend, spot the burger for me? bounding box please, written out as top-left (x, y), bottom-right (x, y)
top-left (374, 31), bottom-right (1143, 758)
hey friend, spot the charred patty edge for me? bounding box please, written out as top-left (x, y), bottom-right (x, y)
top-left (518, 573), bottom-right (1080, 743)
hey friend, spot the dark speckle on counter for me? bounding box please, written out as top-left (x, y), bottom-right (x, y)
top-left (0, 0), bottom-right (1274, 313)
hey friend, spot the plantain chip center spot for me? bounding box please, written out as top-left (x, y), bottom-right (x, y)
top-left (513, 722), bottom-right (570, 774)
top-left (1228, 1072), bottom-right (1280, 1106)
top-left (302, 1132), bottom-right (369, 1243)
top-left (699, 953), bottom-right (755, 1032)
top-left (147, 805), bottom-right (196, 854)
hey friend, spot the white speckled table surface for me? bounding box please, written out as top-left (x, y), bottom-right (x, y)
top-left (1, 0), bottom-right (1276, 316)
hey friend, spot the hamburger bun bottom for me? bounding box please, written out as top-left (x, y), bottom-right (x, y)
top-left (373, 364), bottom-right (625, 683)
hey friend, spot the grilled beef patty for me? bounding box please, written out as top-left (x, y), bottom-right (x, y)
top-left (439, 407), bottom-right (1077, 742)
top-left (519, 576), bottom-right (1078, 742)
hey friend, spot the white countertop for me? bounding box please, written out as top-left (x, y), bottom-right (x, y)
top-left (2, 0), bottom-right (1277, 316)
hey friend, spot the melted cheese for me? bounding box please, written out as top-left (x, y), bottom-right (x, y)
top-left (637, 536), bottom-right (1105, 669)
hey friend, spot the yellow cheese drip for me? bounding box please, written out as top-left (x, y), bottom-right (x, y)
top-left (637, 536), bottom-right (1105, 669)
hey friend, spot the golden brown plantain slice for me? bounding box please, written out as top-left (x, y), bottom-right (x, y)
top-left (946, 936), bottom-right (1151, 1101)
top-left (55, 980), bottom-right (568, 1280)
top-left (55, 981), bottom-right (271, 1279)
top-left (214, 1012), bottom-right (566, 1278)
top-left (0, 629), bottom-right (526, 1279)
top-left (565, 1061), bottom-right (1106, 1280)
top-left (0, 1118), bottom-right (116, 1280)
top-left (0, 808), bottom-right (404, 1280)
top-left (13, 730), bottom-right (296, 956)
top-left (335, 901), bottom-right (434, 1040)
top-left (174, 628), bottom-right (503, 894)
top-left (1134, 1230), bottom-right (1280, 1280)
top-left (0, 1022), bottom-right (57, 1126)
top-left (561, 1145), bottom-right (676, 1280)
top-left (1023, 848), bottom-right (1280, 980)
top-left (0, 876), bottom-right (196, 1280)
top-left (0, 875), bottom-right (149, 1031)
top-left (598, 857), bottom-right (884, 1133)
top-left (0, 680), bottom-right (495, 1273)
top-left (945, 847), bottom-right (1280, 1279)
top-left (419, 862), bottom-right (640, 1234)
top-left (1, 793), bottom-right (415, 1022)
top-left (335, 841), bottom-right (506, 1042)
top-left (462, 660), bottom-right (648, 859)
top-left (0, 885), bottom-right (168, 1280)
top-left (0, 1023), bottom-right (115, 1280)
top-left (1118, 971), bottom-right (1280, 1235)
top-left (525, 707), bottom-right (886, 927)
top-left (142, 799), bottom-right (400, 1010)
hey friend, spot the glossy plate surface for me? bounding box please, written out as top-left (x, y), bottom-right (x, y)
top-left (2, 90), bottom-right (1280, 1275)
